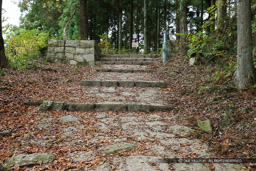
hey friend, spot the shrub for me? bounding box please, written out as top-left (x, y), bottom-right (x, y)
top-left (5, 27), bottom-right (48, 69)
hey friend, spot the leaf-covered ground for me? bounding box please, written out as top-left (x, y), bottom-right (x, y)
top-left (0, 56), bottom-right (255, 170)
top-left (154, 56), bottom-right (256, 161)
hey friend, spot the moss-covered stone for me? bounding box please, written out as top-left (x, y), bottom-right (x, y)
top-left (169, 125), bottom-right (196, 137)
top-left (101, 143), bottom-right (135, 155)
top-left (4, 153), bottom-right (54, 169)
top-left (198, 119), bottom-right (213, 133)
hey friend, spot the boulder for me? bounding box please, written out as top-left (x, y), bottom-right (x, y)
top-left (101, 143), bottom-right (135, 155)
top-left (169, 125), bottom-right (195, 137)
top-left (4, 153), bottom-right (54, 169)
top-left (60, 115), bottom-right (81, 123)
top-left (198, 119), bottom-right (213, 133)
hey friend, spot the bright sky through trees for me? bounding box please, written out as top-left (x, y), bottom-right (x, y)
top-left (2, 0), bottom-right (21, 27)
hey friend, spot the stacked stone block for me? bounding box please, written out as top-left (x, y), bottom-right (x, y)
top-left (47, 40), bottom-right (101, 65)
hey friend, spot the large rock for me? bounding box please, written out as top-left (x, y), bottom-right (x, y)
top-left (74, 55), bottom-right (84, 63)
top-left (39, 101), bottom-right (65, 112)
top-left (62, 126), bottom-right (78, 138)
top-left (79, 40), bottom-right (95, 48)
top-left (169, 125), bottom-right (195, 137)
top-left (101, 143), bottom-right (135, 155)
top-left (198, 119), bottom-right (213, 133)
top-left (189, 57), bottom-right (196, 66)
top-left (48, 40), bottom-right (64, 47)
top-left (95, 162), bottom-right (111, 171)
top-left (60, 115), bottom-right (81, 123)
top-left (72, 151), bottom-right (95, 162)
top-left (118, 156), bottom-right (169, 171)
top-left (173, 163), bottom-right (211, 171)
top-left (4, 153), bottom-right (54, 169)
top-left (55, 47), bottom-right (65, 53)
top-left (76, 48), bottom-right (86, 55)
top-left (70, 60), bottom-right (78, 65)
top-left (213, 163), bottom-right (242, 171)
top-left (66, 40), bottom-right (79, 47)
top-left (65, 47), bottom-right (76, 54)
top-left (65, 53), bottom-right (74, 60)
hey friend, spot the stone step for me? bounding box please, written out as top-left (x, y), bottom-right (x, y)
top-left (96, 68), bottom-right (154, 73)
top-left (39, 101), bottom-right (173, 112)
top-left (101, 54), bottom-right (160, 58)
top-left (99, 58), bottom-right (155, 62)
top-left (81, 80), bottom-right (166, 88)
top-left (95, 61), bottom-right (153, 65)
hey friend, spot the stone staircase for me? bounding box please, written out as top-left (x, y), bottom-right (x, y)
top-left (95, 54), bottom-right (160, 65)
top-left (19, 54), bottom-right (242, 170)
top-left (39, 54), bottom-right (170, 112)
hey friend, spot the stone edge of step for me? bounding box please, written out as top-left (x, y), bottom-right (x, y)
top-left (81, 80), bottom-right (167, 88)
top-left (36, 101), bottom-right (173, 112)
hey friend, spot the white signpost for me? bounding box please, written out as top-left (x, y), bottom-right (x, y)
top-left (132, 42), bottom-right (138, 48)
top-left (132, 33), bottom-right (138, 54)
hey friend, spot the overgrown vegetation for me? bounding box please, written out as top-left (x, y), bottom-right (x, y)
top-left (5, 27), bottom-right (48, 69)
top-left (184, 2), bottom-right (256, 86)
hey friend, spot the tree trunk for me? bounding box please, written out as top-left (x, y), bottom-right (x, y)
top-left (118, 0), bottom-right (122, 52)
top-left (144, 0), bottom-right (148, 53)
top-left (217, 0), bottom-right (227, 34)
top-left (176, 0), bottom-right (180, 42)
top-left (180, 0), bottom-right (188, 56)
top-left (118, 11), bottom-right (122, 52)
top-left (79, 0), bottom-right (88, 40)
top-left (164, 0), bottom-right (167, 31)
top-left (0, 0), bottom-right (9, 68)
top-left (136, 0), bottom-right (140, 49)
top-left (210, 0), bottom-right (216, 31)
top-left (156, 0), bottom-right (160, 52)
top-left (63, 5), bottom-right (77, 40)
top-left (201, 0), bottom-right (204, 26)
top-left (234, 0), bottom-right (256, 89)
top-left (129, 0), bottom-right (133, 50)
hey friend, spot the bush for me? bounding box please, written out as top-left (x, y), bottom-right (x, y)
top-left (5, 27), bottom-right (48, 69)
top-left (98, 33), bottom-right (113, 55)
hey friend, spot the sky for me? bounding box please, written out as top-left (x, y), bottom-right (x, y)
top-left (2, 0), bottom-right (21, 27)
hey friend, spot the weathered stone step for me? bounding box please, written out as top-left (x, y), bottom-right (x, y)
top-left (96, 68), bottom-right (154, 73)
top-left (95, 61), bottom-right (153, 65)
top-left (81, 80), bottom-right (166, 88)
top-left (39, 101), bottom-right (173, 112)
top-left (99, 58), bottom-right (155, 62)
top-left (101, 54), bottom-right (160, 58)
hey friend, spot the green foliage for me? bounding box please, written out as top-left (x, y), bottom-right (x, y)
top-left (5, 27), bottom-right (48, 69)
top-left (186, 4), bottom-right (236, 65)
top-left (98, 34), bottom-right (113, 54)
top-left (57, 0), bottom-right (79, 40)
top-left (214, 60), bottom-right (236, 85)
top-left (254, 58), bottom-right (256, 69)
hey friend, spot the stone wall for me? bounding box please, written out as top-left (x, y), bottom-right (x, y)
top-left (47, 40), bottom-right (101, 65)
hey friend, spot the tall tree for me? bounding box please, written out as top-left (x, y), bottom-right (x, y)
top-left (201, 0), bottom-right (204, 25)
top-left (0, 0), bottom-right (9, 68)
top-left (180, 0), bottom-right (188, 55)
top-left (156, 0), bottom-right (160, 52)
top-left (234, 0), bottom-right (256, 89)
top-left (118, 0), bottom-right (122, 52)
top-left (164, 0), bottom-right (167, 30)
top-left (79, 0), bottom-right (88, 40)
top-left (129, 0), bottom-right (133, 49)
top-left (144, 0), bottom-right (148, 53)
top-left (176, 0), bottom-right (180, 42)
top-left (217, 0), bottom-right (227, 35)
top-left (210, 0), bottom-right (216, 31)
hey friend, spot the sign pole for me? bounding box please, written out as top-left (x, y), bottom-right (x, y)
top-left (163, 30), bottom-right (167, 63)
